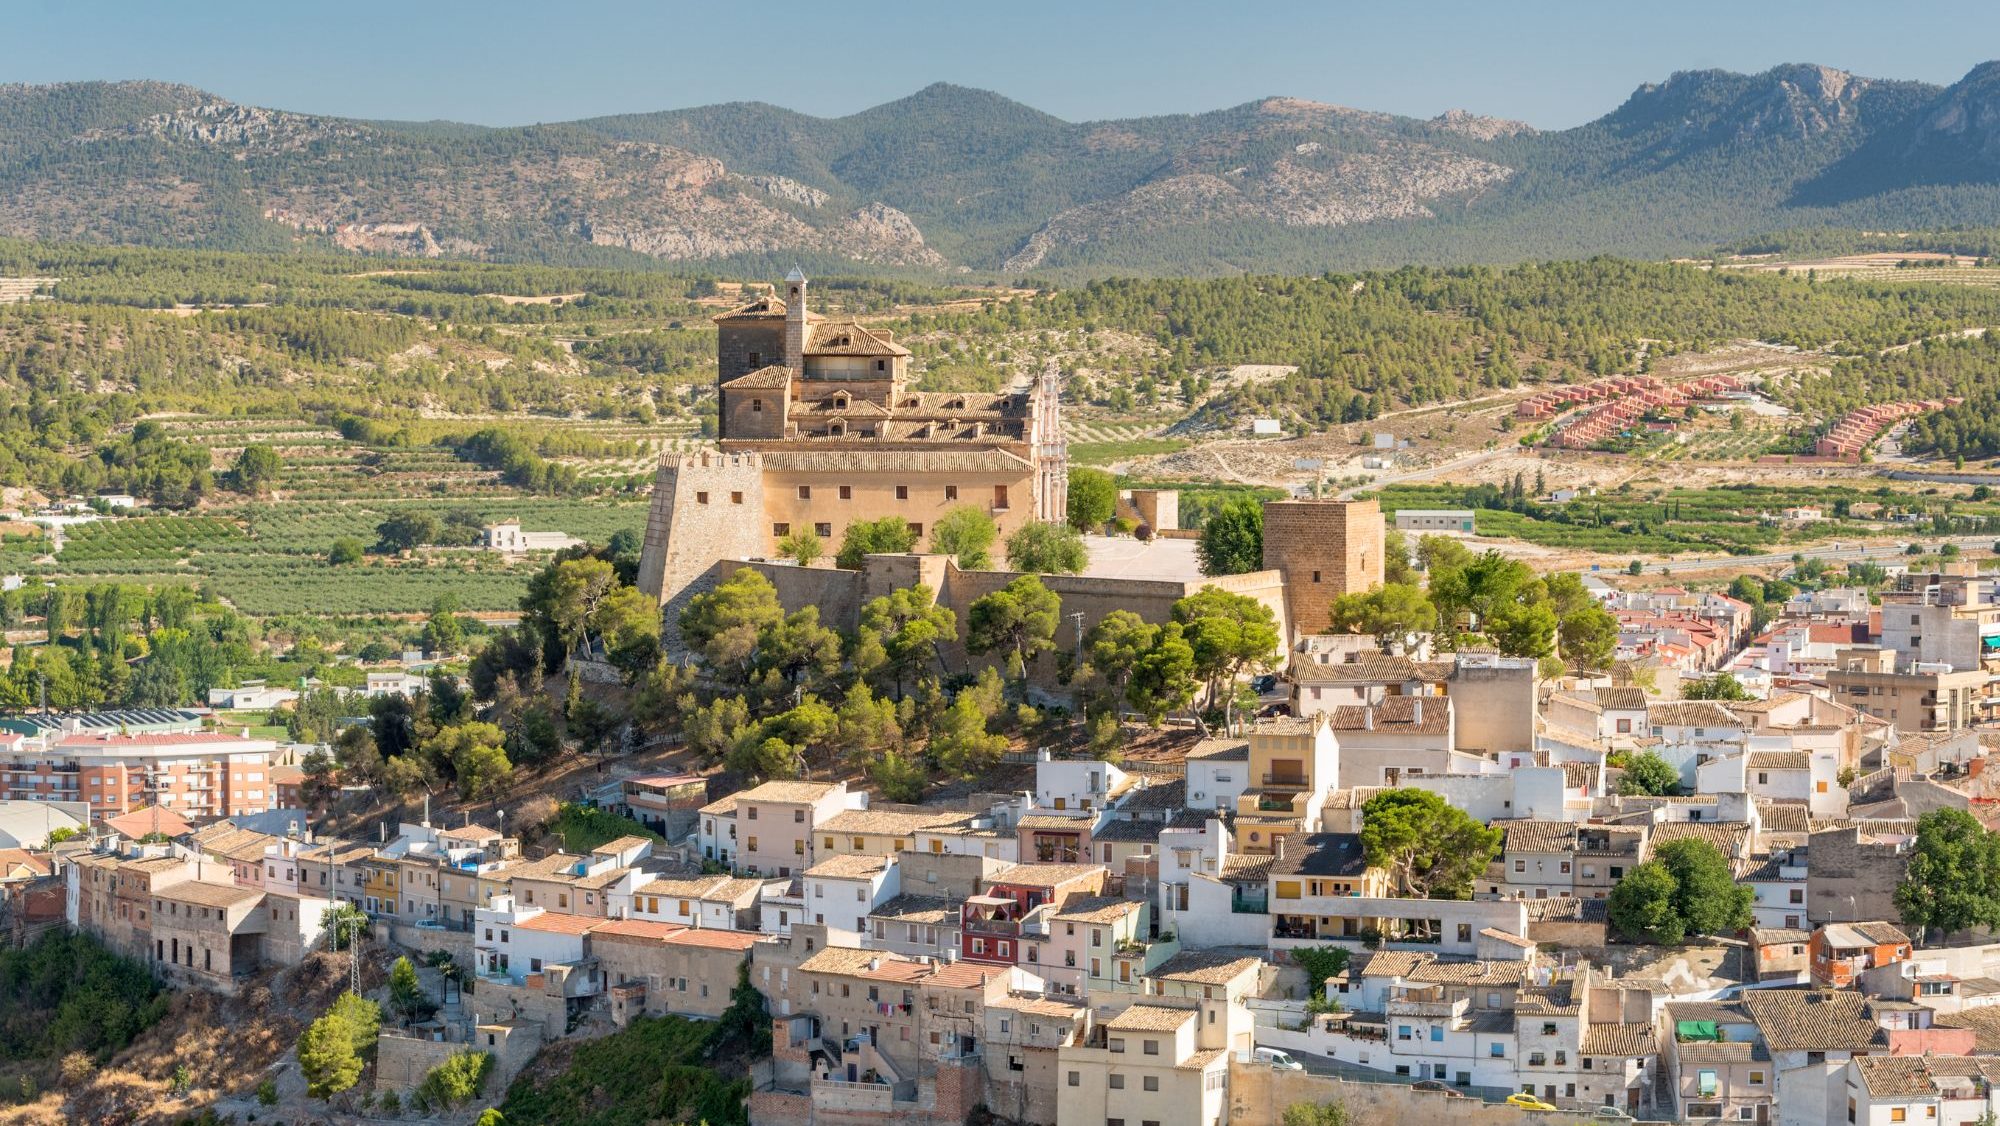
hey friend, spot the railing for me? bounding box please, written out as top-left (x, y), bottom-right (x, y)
top-left (1255, 796), bottom-right (1301, 813)
top-left (1261, 775), bottom-right (1311, 790)
top-left (963, 917), bottom-right (1021, 936)
top-left (1232, 892), bottom-right (1268, 914)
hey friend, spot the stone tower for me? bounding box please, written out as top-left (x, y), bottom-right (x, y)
top-left (1261, 498), bottom-right (1385, 641)
top-left (635, 451), bottom-right (769, 653)
top-left (782, 266), bottom-right (808, 374)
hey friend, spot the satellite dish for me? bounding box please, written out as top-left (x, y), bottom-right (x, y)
top-left (1404, 632), bottom-right (1420, 650)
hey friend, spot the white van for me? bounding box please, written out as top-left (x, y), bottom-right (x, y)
top-left (1254, 1047), bottom-right (1304, 1071)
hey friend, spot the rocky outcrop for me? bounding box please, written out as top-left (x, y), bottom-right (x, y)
top-left (747, 174), bottom-right (830, 209)
top-left (1431, 109), bottom-right (1536, 140)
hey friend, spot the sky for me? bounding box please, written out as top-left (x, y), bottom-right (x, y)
top-left (8, 0), bottom-right (1999, 130)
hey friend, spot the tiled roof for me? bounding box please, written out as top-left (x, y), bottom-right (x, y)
top-left (1018, 814), bottom-right (1092, 830)
top-left (806, 319), bottom-right (910, 357)
top-left (1854, 1055), bottom-right (1945, 1098)
top-left (1741, 990), bottom-right (1884, 1052)
top-left (803, 854), bottom-right (890, 880)
top-left (989, 994), bottom-right (1086, 1020)
top-left (638, 875), bottom-right (730, 899)
top-left (1271, 833), bottom-right (1372, 877)
top-left (819, 808), bottom-right (968, 837)
top-left (990, 862), bottom-right (1104, 888)
top-left (1502, 821), bottom-right (1580, 854)
top-left (1647, 702), bottom-right (1743, 728)
top-left (800, 947), bottom-right (910, 976)
top-left (816, 812), bottom-right (964, 836)
top-left (1749, 927), bottom-right (1811, 945)
top-left (1674, 1040), bottom-right (1768, 1065)
top-left (1149, 949), bottom-right (1263, 985)
top-left (159, 879), bottom-right (261, 909)
top-left (664, 929), bottom-right (763, 950)
top-left (1747, 751), bottom-right (1809, 770)
top-left (589, 918), bottom-right (687, 941)
top-left (1514, 981), bottom-right (1580, 1015)
top-left (1561, 761), bottom-right (1601, 791)
top-left (1186, 739), bottom-right (1250, 762)
top-left (1117, 778), bottom-right (1187, 812)
top-left (101, 806), bottom-right (194, 838)
top-left (1052, 896), bottom-right (1143, 924)
top-left (1351, 951), bottom-right (1429, 980)
top-left (719, 364), bottom-right (793, 389)
top-left (1523, 897), bottom-right (1607, 923)
top-left (1580, 1023), bottom-right (1655, 1057)
top-left (1327, 696), bottom-right (1451, 735)
top-left (1412, 958), bottom-right (1531, 986)
top-left (592, 836), bottom-right (653, 856)
top-left (760, 448), bottom-right (1033, 475)
top-left (868, 894), bottom-right (957, 925)
top-left (1756, 802), bottom-right (1810, 834)
top-left (1938, 1007), bottom-right (2000, 1052)
top-left (1221, 853), bottom-right (1275, 882)
top-left (1647, 821), bottom-right (1751, 858)
top-left (699, 794), bottom-right (739, 816)
top-left (739, 780), bottom-right (841, 805)
top-left (514, 911), bottom-right (602, 935)
top-left (1104, 1003), bottom-right (1197, 1032)
top-left (1595, 687), bottom-right (1648, 710)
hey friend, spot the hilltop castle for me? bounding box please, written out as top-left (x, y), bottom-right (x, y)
top-left (637, 270), bottom-right (1068, 616)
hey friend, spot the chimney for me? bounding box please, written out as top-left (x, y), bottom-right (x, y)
top-left (1413, 699), bottom-right (1423, 724)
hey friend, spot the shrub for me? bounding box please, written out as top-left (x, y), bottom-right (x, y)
top-left (417, 1050), bottom-right (494, 1109)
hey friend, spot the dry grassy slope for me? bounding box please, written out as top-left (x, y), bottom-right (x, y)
top-left (1, 949), bottom-right (391, 1126)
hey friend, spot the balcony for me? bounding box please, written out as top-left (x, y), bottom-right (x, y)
top-left (963, 917), bottom-right (1022, 938)
top-left (1231, 889), bottom-right (1268, 914)
top-left (1386, 995), bottom-right (1468, 1023)
top-left (1260, 774), bottom-right (1312, 790)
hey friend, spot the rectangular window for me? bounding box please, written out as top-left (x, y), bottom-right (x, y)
top-left (896, 485), bottom-right (909, 500)
top-left (1142, 1038), bottom-right (1158, 1055)
top-left (1143, 1076), bottom-right (1159, 1092)
top-left (839, 485), bottom-right (852, 500)
top-left (815, 523), bottom-right (832, 537)
top-left (731, 491), bottom-right (744, 504)
top-left (945, 485), bottom-right (958, 500)
top-left (773, 522), bottom-right (790, 537)
top-left (1108, 1075), bottom-right (1124, 1090)
top-left (1067, 1072), bottom-right (1080, 1087)
top-left (798, 485), bottom-right (811, 500)
top-left (751, 398), bottom-right (763, 412)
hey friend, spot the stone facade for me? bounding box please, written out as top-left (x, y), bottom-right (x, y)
top-left (1260, 499), bottom-right (1385, 641)
top-left (636, 450), bottom-right (769, 649)
top-left (639, 272), bottom-right (1068, 653)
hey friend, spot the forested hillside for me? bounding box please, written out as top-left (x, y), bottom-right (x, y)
top-left (5, 60), bottom-right (2000, 276)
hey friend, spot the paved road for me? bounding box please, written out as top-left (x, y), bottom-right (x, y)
top-left (1598, 532), bottom-right (2000, 575)
top-left (1338, 448), bottom-right (1511, 500)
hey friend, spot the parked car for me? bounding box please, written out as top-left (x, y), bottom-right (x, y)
top-left (1591, 1109), bottom-right (1635, 1121)
top-left (1251, 674), bottom-right (1279, 694)
top-left (1412, 1080), bottom-right (1465, 1098)
top-left (1505, 1093), bottom-right (1558, 1112)
top-left (1253, 1047), bottom-right (1304, 1071)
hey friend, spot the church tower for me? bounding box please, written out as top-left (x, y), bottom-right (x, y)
top-left (783, 266), bottom-right (808, 374)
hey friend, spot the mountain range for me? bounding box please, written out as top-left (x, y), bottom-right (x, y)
top-left (3, 62), bottom-right (2000, 277)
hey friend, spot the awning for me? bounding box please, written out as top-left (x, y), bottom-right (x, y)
top-left (1676, 1020), bottom-right (1721, 1042)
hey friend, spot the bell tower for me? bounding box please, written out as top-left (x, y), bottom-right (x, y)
top-left (783, 265), bottom-right (808, 374)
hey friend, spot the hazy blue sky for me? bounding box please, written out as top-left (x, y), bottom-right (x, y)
top-left (9, 0), bottom-right (1997, 129)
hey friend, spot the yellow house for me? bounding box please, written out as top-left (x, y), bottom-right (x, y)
top-left (358, 856), bottom-right (400, 917)
top-left (1233, 715), bottom-right (1339, 856)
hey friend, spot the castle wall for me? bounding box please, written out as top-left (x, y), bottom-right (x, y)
top-left (637, 452), bottom-right (770, 653)
top-left (717, 555), bottom-right (1287, 699)
top-left (1261, 499), bottom-right (1385, 641)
